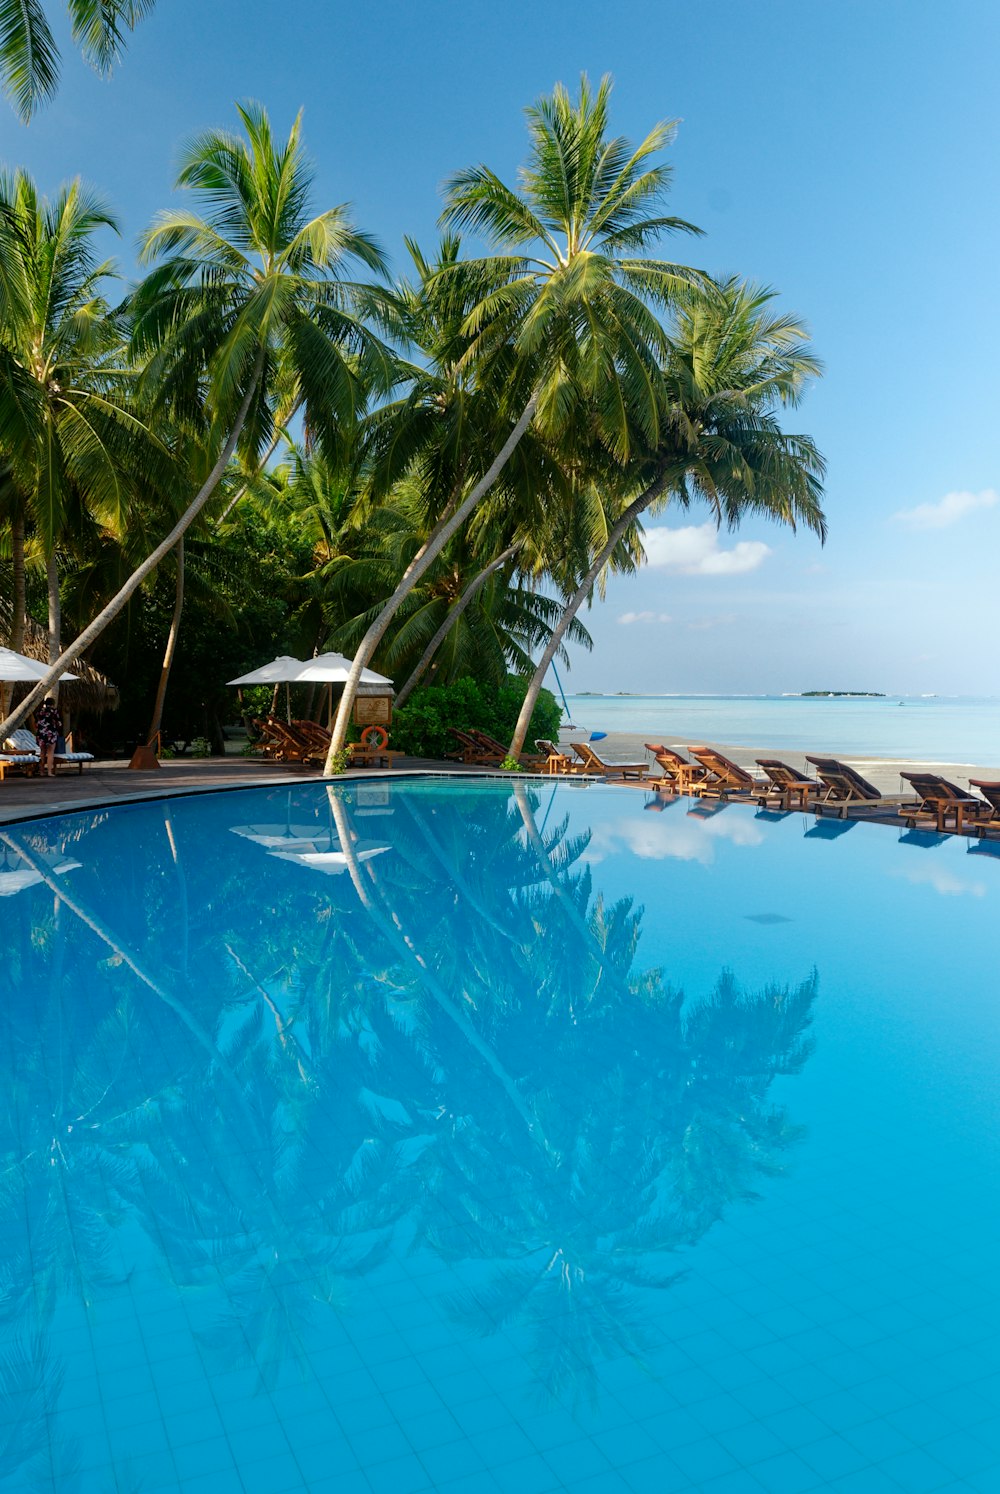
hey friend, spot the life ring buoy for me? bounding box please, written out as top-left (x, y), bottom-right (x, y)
top-left (360, 724), bottom-right (389, 750)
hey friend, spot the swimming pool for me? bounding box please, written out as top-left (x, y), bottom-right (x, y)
top-left (2, 776), bottom-right (999, 1492)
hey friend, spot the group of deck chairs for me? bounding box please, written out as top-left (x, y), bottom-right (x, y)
top-left (250, 717), bottom-right (399, 768)
top-left (0, 726), bottom-right (94, 780)
top-left (643, 743), bottom-right (1000, 837)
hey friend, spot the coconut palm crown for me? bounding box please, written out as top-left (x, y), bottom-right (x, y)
top-left (1, 0), bottom-right (155, 121)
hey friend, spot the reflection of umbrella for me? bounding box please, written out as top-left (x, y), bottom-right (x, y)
top-left (230, 823), bottom-right (327, 850)
top-left (0, 646), bottom-right (78, 682)
top-left (227, 655), bottom-right (306, 686)
top-left (0, 845), bottom-right (80, 895)
top-left (269, 845), bottom-right (389, 875)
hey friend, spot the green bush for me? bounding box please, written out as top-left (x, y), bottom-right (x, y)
top-left (390, 676), bottom-right (561, 760)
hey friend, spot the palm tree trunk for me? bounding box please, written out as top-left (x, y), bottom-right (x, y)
top-left (1, 513), bottom-right (26, 718)
top-left (395, 543), bottom-right (521, 707)
top-left (46, 550), bottom-right (61, 709)
top-left (0, 360), bottom-right (263, 745)
top-left (323, 392), bottom-right (539, 769)
top-left (508, 471), bottom-right (671, 758)
top-left (10, 513), bottom-right (25, 654)
top-left (147, 537), bottom-right (184, 743)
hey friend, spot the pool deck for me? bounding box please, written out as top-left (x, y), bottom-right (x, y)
top-left (0, 755), bottom-right (487, 825)
top-left (4, 740), bottom-right (1000, 831)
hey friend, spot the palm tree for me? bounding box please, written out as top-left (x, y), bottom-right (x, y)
top-left (0, 101), bottom-right (393, 745)
top-left (0, 169), bottom-right (166, 709)
top-left (1, 0), bottom-right (155, 121)
top-left (507, 277), bottom-right (828, 756)
top-left (324, 73), bottom-right (705, 767)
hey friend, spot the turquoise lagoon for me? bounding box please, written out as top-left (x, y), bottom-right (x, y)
top-left (1, 776), bottom-right (1000, 1492)
top-left (564, 693), bottom-right (1000, 764)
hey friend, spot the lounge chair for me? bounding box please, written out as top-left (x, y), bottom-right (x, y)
top-left (806, 756), bottom-right (919, 819)
top-left (969, 780), bottom-right (1000, 836)
top-left (687, 745), bottom-right (769, 800)
top-left (6, 727), bottom-right (93, 774)
top-left (755, 759), bottom-right (822, 811)
top-left (644, 743), bottom-right (710, 795)
top-left (570, 742), bottom-right (650, 780)
top-left (466, 729), bottom-right (545, 769)
top-left (535, 739), bottom-right (578, 775)
top-left (0, 751), bottom-right (38, 780)
top-left (447, 727), bottom-right (496, 765)
top-left (898, 773), bottom-right (991, 834)
top-left (253, 717), bottom-right (318, 765)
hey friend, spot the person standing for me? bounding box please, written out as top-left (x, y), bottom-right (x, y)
top-left (34, 697), bottom-right (62, 778)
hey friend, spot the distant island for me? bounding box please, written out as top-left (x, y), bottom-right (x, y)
top-left (801, 691), bottom-right (885, 698)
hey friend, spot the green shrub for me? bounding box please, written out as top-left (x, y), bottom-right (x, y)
top-left (391, 676), bottom-right (561, 759)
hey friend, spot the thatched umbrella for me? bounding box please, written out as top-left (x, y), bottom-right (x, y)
top-left (0, 597), bottom-right (119, 715)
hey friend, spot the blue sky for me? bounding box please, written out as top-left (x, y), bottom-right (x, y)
top-left (7, 0), bottom-right (999, 695)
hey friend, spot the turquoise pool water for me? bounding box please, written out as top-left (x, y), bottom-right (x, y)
top-left (2, 777), bottom-right (1000, 1492)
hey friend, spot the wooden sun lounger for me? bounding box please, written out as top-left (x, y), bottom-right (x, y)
top-left (645, 743), bottom-right (710, 795)
top-left (687, 745), bottom-right (769, 800)
top-left (806, 756), bottom-right (919, 819)
top-left (755, 759), bottom-right (822, 811)
top-left (899, 773), bottom-right (992, 834)
top-left (447, 727), bottom-right (495, 764)
top-left (969, 781), bottom-right (1000, 836)
top-left (6, 727), bottom-right (93, 773)
top-left (0, 752), bottom-right (39, 781)
top-left (535, 739), bottom-right (579, 775)
top-left (571, 742), bottom-right (650, 780)
top-left (467, 729), bottom-right (545, 769)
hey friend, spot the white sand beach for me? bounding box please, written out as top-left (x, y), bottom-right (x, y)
top-left (559, 729), bottom-right (1000, 795)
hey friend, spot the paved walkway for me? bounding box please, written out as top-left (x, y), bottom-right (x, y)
top-left (0, 755), bottom-right (479, 825)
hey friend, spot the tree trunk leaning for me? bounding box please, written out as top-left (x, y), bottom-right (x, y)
top-left (324, 392), bottom-right (539, 770)
top-left (1, 514), bottom-right (27, 719)
top-left (507, 472), bottom-right (671, 759)
top-left (148, 536), bottom-right (185, 744)
top-left (10, 514), bottom-right (26, 654)
top-left (395, 543), bottom-right (521, 708)
top-left (46, 550), bottom-right (61, 709)
top-left (0, 362), bottom-right (263, 747)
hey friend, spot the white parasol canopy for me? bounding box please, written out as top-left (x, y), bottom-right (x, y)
top-left (293, 652), bottom-right (392, 687)
top-left (0, 646), bottom-right (78, 683)
top-left (226, 655), bottom-right (306, 686)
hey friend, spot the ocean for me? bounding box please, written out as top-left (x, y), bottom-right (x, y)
top-left (561, 694), bottom-right (1000, 764)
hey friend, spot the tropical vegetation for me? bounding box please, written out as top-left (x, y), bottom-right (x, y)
top-left (0, 74), bottom-right (826, 765)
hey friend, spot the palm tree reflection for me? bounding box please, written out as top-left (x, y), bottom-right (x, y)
top-left (1, 779), bottom-right (818, 1426)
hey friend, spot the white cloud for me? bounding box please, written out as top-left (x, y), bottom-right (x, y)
top-left (617, 610), bottom-right (672, 625)
top-left (643, 523), bottom-right (772, 576)
top-left (895, 863), bottom-right (986, 899)
top-left (584, 809), bottom-right (763, 868)
top-left (893, 488), bottom-right (999, 530)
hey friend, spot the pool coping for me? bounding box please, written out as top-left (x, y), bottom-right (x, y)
top-left (0, 767), bottom-right (611, 830)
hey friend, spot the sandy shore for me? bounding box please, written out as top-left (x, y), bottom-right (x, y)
top-left (557, 729), bottom-right (1000, 795)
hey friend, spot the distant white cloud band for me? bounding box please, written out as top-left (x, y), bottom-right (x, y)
top-left (894, 488), bottom-right (999, 529)
top-left (642, 522), bottom-right (772, 575)
top-left (617, 610), bottom-right (672, 625)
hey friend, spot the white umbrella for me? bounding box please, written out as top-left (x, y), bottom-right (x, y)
top-left (0, 646), bottom-right (78, 682)
top-left (294, 652), bottom-right (392, 686)
top-left (226, 655), bottom-right (306, 686)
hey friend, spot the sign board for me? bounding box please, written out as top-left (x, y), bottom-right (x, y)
top-left (353, 694), bottom-right (392, 727)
